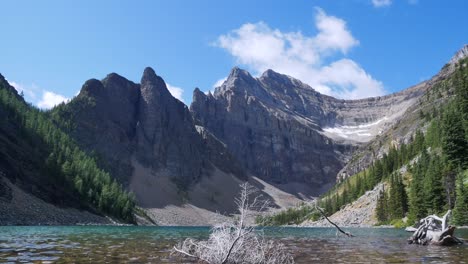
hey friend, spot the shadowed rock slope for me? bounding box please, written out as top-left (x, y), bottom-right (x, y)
top-left (52, 68), bottom-right (248, 216)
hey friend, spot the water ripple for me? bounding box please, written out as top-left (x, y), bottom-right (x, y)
top-left (0, 226), bottom-right (467, 263)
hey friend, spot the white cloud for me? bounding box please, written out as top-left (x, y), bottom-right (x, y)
top-left (215, 8), bottom-right (385, 99)
top-left (166, 83), bottom-right (184, 102)
top-left (8, 80), bottom-right (72, 109)
top-left (37, 91), bottom-right (69, 109)
top-left (204, 77), bottom-right (228, 95)
top-left (372, 0), bottom-right (392, 7)
top-left (213, 77), bottom-right (227, 88)
top-left (314, 8), bottom-right (359, 53)
top-left (318, 59), bottom-right (385, 98)
top-left (7, 81), bottom-right (38, 99)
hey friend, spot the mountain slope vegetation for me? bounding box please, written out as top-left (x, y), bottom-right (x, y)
top-left (261, 55), bottom-right (468, 227)
top-left (1, 46), bottom-right (466, 226)
top-left (0, 75), bottom-right (136, 223)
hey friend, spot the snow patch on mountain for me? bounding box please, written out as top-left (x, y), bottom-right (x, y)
top-left (322, 117), bottom-right (388, 142)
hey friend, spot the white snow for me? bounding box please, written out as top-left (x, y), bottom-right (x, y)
top-left (322, 117), bottom-right (387, 142)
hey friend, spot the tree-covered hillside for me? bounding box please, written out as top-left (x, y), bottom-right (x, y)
top-left (0, 74), bottom-right (136, 223)
top-left (260, 58), bottom-right (468, 227)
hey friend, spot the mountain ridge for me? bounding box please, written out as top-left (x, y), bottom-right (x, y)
top-left (1, 45), bottom-right (466, 225)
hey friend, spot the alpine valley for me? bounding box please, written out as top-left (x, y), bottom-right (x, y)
top-left (1, 45), bottom-right (467, 227)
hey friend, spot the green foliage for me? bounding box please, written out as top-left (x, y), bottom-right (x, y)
top-left (316, 59), bottom-right (468, 226)
top-left (318, 134), bottom-right (421, 218)
top-left (257, 204), bottom-right (319, 226)
top-left (388, 172), bottom-right (408, 219)
top-left (442, 104), bottom-right (468, 169)
top-left (0, 83), bottom-right (135, 222)
top-left (390, 218), bottom-right (406, 228)
top-left (452, 170), bottom-right (468, 225)
top-left (375, 173), bottom-right (408, 225)
top-left (375, 187), bottom-right (388, 223)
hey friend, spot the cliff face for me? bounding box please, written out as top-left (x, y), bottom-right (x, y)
top-left (50, 45), bottom-right (467, 219)
top-left (54, 68), bottom-right (246, 208)
top-left (190, 67), bottom-right (428, 195)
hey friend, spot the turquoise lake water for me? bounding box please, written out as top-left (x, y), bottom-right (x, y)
top-left (0, 226), bottom-right (467, 263)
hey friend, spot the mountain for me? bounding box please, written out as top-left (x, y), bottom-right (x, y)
top-left (0, 74), bottom-right (134, 225)
top-left (337, 45), bottom-right (468, 181)
top-left (190, 65), bottom-right (426, 196)
top-left (51, 68), bottom-right (279, 225)
top-left (2, 45), bottom-right (466, 226)
top-left (54, 68), bottom-right (245, 188)
top-left (262, 45), bottom-right (468, 227)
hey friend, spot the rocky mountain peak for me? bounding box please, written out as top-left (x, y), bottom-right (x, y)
top-left (449, 44), bottom-right (468, 65)
top-left (139, 67), bottom-right (172, 100)
top-left (79, 78), bottom-right (105, 97)
top-left (141, 67), bottom-right (158, 82)
top-left (103, 72), bottom-right (129, 85)
top-left (214, 67), bottom-right (265, 98)
top-left (192, 87), bottom-right (207, 104)
top-left (260, 69), bottom-right (283, 79)
top-left (259, 69), bottom-right (316, 96)
top-left (221, 67), bottom-right (256, 89)
top-left (227, 66), bottom-right (252, 80)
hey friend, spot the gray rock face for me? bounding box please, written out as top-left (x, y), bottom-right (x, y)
top-left (58, 68), bottom-right (245, 191)
top-left (190, 67), bottom-right (427, 195)
top-left (134, 67), bottom-right (206, 187)
top-left (449, 44), bottom-right (468, 65)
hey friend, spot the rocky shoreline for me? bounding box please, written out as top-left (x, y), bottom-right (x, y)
top-left (300, 183), bottom-right (385, 228)
top-left (0, 178), bottom-right (111, 226)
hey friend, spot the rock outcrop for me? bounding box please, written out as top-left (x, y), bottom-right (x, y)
top-left (449, 44), bottom-right (468, 65)
top-left (190, 67), bottom-right (427, 195)
top-left (54, 67), bottom-right (247, 213)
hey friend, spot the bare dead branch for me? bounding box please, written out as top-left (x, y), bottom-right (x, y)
top-left (315, 203), bottom-right (354, 237)
top-left (173, 182), bottom-right (294, 264)
top-left (407, 210), bottom-right (463, 246)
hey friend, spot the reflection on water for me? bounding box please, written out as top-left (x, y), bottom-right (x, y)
top-left (0, 226), bottom-right (467, 263)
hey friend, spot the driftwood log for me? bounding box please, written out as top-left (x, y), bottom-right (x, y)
top-left (407, 210), bottom-right (464, 246)
top-left (315, 203), bottom-right (354, 237)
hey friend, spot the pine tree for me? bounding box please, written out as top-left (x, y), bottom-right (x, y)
top-left (442, 105), bottom-right (468, 169)
top-left (374, 161), bottom-right (383, 184)
top-left (452, 171), bottom-right (468, 225)
top-left (408, 162), bottom-right (427, 224)
top-left (376, 187), bottom-right (388, 223)
top-left (423, 157), bottom-right (445, 214)
top-left (388, 173), bottom-right (407, 220)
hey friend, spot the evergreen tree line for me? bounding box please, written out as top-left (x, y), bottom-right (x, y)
top-left (375, 172), bottom-right (408, 224)
top-left (318, 128), bottom-right (425, 217)
top-left (256, 204), bottom-right (321, 226)
top-left (0, 84), bottom-right (135, 222)
top-left (320, 58), bottom-right (468, 226)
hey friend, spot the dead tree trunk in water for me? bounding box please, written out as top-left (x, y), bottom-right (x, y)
top-left (407, 210), bottom-right (464, 246)
top-left (315, 203), bottom-right (354, 237)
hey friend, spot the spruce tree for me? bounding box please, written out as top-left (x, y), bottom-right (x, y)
top-left (442, 105), bottom-right (468, 169)
top-left (376, 187), bottom-right (388, 223)
top-left (452, 171), bottom-right (468, 225)
top-left (423, 158), bottom-right (445, 214)
top-left (408, 163), bottom-right (427, 224)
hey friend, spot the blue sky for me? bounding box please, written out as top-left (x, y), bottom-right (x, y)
top-left (0, 0), bottom-right (467, 107)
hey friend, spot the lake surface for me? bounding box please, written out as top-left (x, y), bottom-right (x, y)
top-left (0, 226), bottom-right (467, 263)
